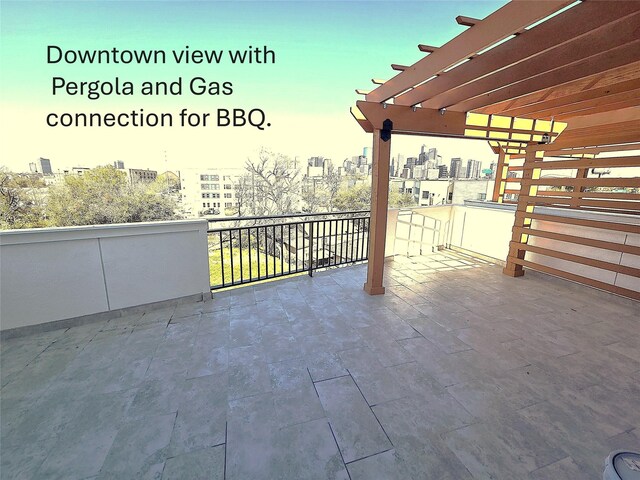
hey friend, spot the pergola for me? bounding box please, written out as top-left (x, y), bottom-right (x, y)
top-left (353, 0), bottom-right (640, 298)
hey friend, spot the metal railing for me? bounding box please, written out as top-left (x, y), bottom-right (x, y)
top-left (395, 209), bottom-right (445, 256)
top-left (207, 211), bottom-right (370, 290)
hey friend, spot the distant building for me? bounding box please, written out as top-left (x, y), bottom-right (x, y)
top-left (405, 157), bottom-right (417, 172)
top-left (178, 167), bottom-right (242, 218)
top-left (418, 145), bottom-right (428, 166)
top-left (437, 165), bottom-right (449, 179)
top-left (449, 158), bottom-right (463, 179)
top-left (129, 168), bottom-right (158, 183)
top-left (451, 179), bottom-right (492, 203)
top-left (393, 178), bottom-right (491, 206)
top-left (427, 148), bottom-right (438, 169)
top-left (31, 157), bottom-right (53, 175)
top-left (113, 160), bottom-right (125, 169)
top-left (489, 162), bottom-right (498, 179)
top-left (306, 156), bottom-right (332, 177)
top-left (72, 167), bottom-right (91, 176)
top-left (396, 155), bottom-right (404, 176)
top-left (466, 159), bottom-right (482, 179)
top-left (341, 155), bottom-right (370, 176)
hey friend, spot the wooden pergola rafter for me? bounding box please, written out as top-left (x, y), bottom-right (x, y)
top-left (353, 0), bottom-right (640, 296)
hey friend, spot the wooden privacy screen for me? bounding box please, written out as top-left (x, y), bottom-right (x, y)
top-left (503, 143), bottom-right (640, 300)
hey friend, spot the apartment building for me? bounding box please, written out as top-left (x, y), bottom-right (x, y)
top-left (179, 167), bottom-right (243, 218)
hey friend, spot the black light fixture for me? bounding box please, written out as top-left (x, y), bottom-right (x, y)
top-left (538, 132), bottom-right (551, 144)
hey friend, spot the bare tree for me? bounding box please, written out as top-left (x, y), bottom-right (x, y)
top-left (323, 164), bottom-right (342, 212)
top-left (0, 168), bottom-right (48, 229)
top-left (226, 149), bottom-right (304, 261)
top-left (232, 173), bottom-right (254, 217)
top-left (300, 164), bottom-right (343, 213)
top-left (241, 149), bottom-right (302, 216)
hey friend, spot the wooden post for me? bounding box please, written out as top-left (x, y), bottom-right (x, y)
top-left (364, 128), bottom-right (391, 295)
top-left (572, 167), bottom-right (590, 208)
top-left (504, 144), bottom-right (539, 277)
top-left (492, 148), bottom-right (508, 202)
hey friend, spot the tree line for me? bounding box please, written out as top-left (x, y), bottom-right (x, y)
top-left (0, 166), bottom-right (178, 229)
top-left (1, 149), bottom-right (416, 230)
top-left (231, 149), bottom-right (415, 218)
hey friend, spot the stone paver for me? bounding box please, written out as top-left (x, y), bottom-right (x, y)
top-left (1, 250), bottom-right (638, 479)
top-left (314, 375), bottom-right (392, 463)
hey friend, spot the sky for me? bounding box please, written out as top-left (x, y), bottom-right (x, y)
top-left (0, 0), bottom-right (507, 174)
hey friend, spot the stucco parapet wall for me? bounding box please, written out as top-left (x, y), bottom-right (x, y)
top-left (1, 219), bottom-right (211, 332)
top-left (464, 200), bottom-right (639, 225)
top-left (0, 219), bottom-right (208, 245)
top-left (464, 200), bottom-right (516, 211)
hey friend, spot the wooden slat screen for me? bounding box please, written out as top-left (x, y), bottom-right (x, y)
top-left (503, 143), bottom-right (640, 300)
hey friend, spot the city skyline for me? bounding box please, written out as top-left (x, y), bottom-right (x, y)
top-left (14, 141), bottom-right (490, 178)
top-left (1, 1), bottom-right (505, 173)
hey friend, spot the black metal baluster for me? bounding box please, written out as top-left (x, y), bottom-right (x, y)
top-left (262, 226), bottom-right (269, 278)
top-left (308, 221), bottom-right (314, 277)
top-left (239, 229), bottom-right (244, 283)
top-left (359, 219), bottom-right (364, 261)
top-left (350, 218), bottom-right (355, 262)
top-left (257, 226), bottom-right (261, 280)
top-left (365, 218), bottom-right (370, 259)
top-left (315, 221), bottom-right (319, 272)
top-left (248, 227), bottom-right (253, 280)
top-left (354, 218), bottom-right (360, 261)
top-left (329, 220), bottom-right (333, 266)
top-left (229, 231), bottom-right (235, 285)
top-left (340, 219), bottom-right (345, 265)
top-left (288, 224), bottom-right (291, 273)
top-left (219, 231), bottom-right (225, 287)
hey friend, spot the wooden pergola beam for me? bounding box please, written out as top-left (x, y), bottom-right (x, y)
top-left (554, 97), bottom-right (640, 121)
top-left (350, 106), bottom-right (373, 133)
top-left (456, 16), bottom-right (481, 27)
top-left (560, 106), bottom-right (640, 130)
top-left (475, 63), bottom-right (640, 115)
top-left (496, 79), bottom-right (640, 118)
top-left (541, 143), bottom-right (640, 157)
top-left (395, 2), bottom-right (640, 107)
top-left (356, 101), bottom-right (467, 136)
top-left (366, 0), bottom-right (574, 103)
top-left (552, 121), bottom-right (640, 148)
top-left (424, 14), bottom-right (640, 111)
top-left (418, 44), bottom-right (438, 53)
top-left (449, 41), bottom-right (640, 113)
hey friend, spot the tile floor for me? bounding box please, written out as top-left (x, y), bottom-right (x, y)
top-left (1, 250), bottom-right (638, 479)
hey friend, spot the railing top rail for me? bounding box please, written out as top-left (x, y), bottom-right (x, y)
top-left (206, 210), bottom-right (369, 224)
top-left (207, 213), bottom-right (370, 234)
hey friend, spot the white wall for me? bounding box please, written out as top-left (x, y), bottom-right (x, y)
top-left (449, 204), bottom-right (515, 260)
top-left (0, 220), bottom-right (211, 331)
top-left (451, 179), bottom-right (492, 204)
top-left (387, 202), bottom-right (639, 297)
top-left (527, 209), bottom-right (640, 293)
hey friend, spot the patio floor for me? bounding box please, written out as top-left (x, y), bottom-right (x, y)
top-left (1, 250), bottom-right (639, 479)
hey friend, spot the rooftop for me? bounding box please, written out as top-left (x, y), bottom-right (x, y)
top-left (2, 251), bottom-right (638, 479)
